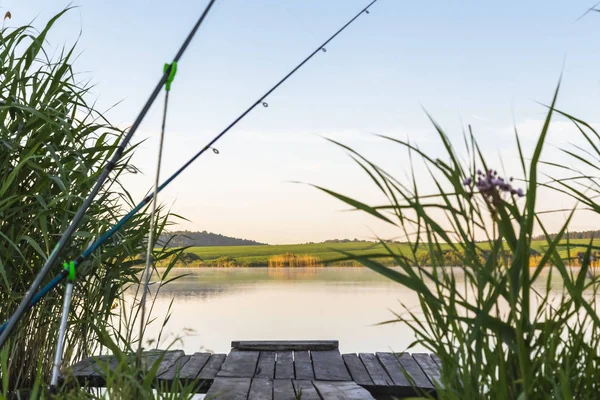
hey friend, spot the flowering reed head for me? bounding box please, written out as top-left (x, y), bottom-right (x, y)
top-left (463, 169), bottom-right (524, 203)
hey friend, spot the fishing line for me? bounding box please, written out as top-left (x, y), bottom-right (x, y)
top-left (0, 0), bottom-right (378, 342)
top-left (0, 0), bottom-right (217, 349)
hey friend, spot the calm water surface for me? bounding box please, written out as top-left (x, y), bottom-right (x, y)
top-left (141, 266), bottom-right (580, 355)
top-left (132, 267), bottom-right (594, 399)
top-left (143, 267), bottom-right (422, 354)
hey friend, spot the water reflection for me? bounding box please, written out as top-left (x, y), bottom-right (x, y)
top-left (137, 267), bottom-right (413, 354)
top-left (135, 267), bottom-right (597, 355)
top-left (267, 266), bottom-right (319, 280)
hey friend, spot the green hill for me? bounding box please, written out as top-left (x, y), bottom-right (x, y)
top-left (159, 230), bottom-right (265, 247)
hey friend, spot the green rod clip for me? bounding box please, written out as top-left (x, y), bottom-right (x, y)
top-left (163, 61), bottom-right (178, 91)
top-left (63, 261), bottom-right (76, 282)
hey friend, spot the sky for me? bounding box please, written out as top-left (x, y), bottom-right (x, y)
top-left (4, 0), bottom-right (600, 244)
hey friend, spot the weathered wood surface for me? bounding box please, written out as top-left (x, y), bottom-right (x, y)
top-left (312, 350), bottom-right (351, 381)
top-left (178, 352), bottom-right (211, 380)
top-left (248, 378), bottom-right (273, 400)
top-left (273, 379), bottom-right (296, 400)
top-left (376, 352), bottom-right (411, 387)
top-left (342, 354), bottom-right (374, 387)
top-left (71, 355), bottom-right (117, 386)
top-left (157, 354), bottom-right (190, 384)
top-left (68, 342), bottom-right (441, 397)
top-left (413, 353), bottom-right (443, 388)
top-left (294, 350), bottom-right (314, 380)
top-left (275, 351), bottom-right (295, 379)
top-left (198, 353), bottom-right (227, 380)
top-left (359, 353), bottom-right (394, 386)
top-left (255, 351), bottom-right (276, 379)
top-left (293, 380), bottom-right (321, 400)
top-left (206, 377), bottom-right (251, 400)
top-left (232, 340), bottom-right (338, 351)
top-left (217, 350), bottom-right (259, 378)
top-left (313, 381), bottom-right (375, 399)
top-left (397, 353), bottom-right (434, 391)
top-left (152, 350), bottom-right (185, 376)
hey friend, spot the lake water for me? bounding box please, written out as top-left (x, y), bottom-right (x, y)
top-left (130, 266), bottom-right (596, 399)
top-left (142, 267), bottom-right (423, 354)
top-left (140, 266), bottom-right (590, 356)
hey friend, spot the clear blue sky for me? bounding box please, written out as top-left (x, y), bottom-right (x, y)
top-left (6, 0), bottom-right (600, 243)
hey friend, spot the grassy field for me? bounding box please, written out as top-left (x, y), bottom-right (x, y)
top-left (168, 239), bottom-right (600, 267)
top-left (184, 242), bottom-right (404, 266)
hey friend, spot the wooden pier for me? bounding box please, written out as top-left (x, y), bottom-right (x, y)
top-left (68, 340), bottom-right (441, 399)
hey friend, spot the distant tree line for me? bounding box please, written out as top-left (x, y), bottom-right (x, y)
top-left (532, 230), bottom-right (600, 241)
top-left (321, 238), bottom-right (373, 243)
top-left (159, 230), bottom-right (265, 247)
top-left (304, 238), bottom-right (407, 244)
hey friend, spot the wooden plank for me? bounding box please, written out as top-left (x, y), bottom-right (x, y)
top-left (178, 352), bottom-right (211, 380)
top-left (205, 377), bottom-right (251, 400)
top-left (397, 353), bottom-right (434, 390)
top-left (136, 350), bottom-right (183, 376)
top-left (140, 350), bottom-right (167, 372)
top-left (70, 358), bottom-right (96, 377)
top-left (359, 353), bottom-right (393, 387)
top-left (157, 355), bottom-right (191, 384)
top-left (293, 380), bottom-right (321, 400)
top-left (413, 353), bottom-right (443, 388)
top-left (275, 351), bottom-right (295, 379)
top-left (76, 355), bottom-right (115, 374)
top-left (293, 351), bottom-right (314, 380)
top-left (313, 381), bottom-right (375, 400)
top-left (342, 354), bottom-right (373, 387)
top-left (198, 354), bottom-right (227, 380)
top-left (217, 350), bottom-right (259, 378)
top-left (256, 351), bottom-right (276, 379)
top-left (312, 350), bottom-right (351, 381)
top-left (72, 357), bottom-right (104, 378)
top-left (154, 350), bottom-right (185, 376)
top-left (69, 357), bottom-right (95, 375)
top-left (232, 340), bottom-right (338, 351)
top-left (273, 379), bottom-right (296, 400)
top-left (248, 378), bottom-right (273, 400)
top-left (292, 380), bottom-right (321, 400)
top-left (73, 355), bottom-right (117, 386)
top-left (376, 352), bottom-right (411, 387)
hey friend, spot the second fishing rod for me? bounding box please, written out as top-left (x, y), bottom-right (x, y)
top-left (0, 0), bottom-right (379, 338)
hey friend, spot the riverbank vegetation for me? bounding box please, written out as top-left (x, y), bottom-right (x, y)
top-left (156, 239), bottom-right (600, 268)
top-left (0, 11), bottom-right (193, 398)
top-left (319, 84), bottom-right (600, 398)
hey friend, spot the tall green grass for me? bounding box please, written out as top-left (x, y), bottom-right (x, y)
top-left (319, 84), bottom-right (600, 398)
top-left (0, 10), bottom-right (187, 396)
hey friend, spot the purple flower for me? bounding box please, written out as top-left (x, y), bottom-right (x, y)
top-left (465, 166), bottom-right (525, 201)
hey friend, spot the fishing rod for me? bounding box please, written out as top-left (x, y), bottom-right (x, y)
top-left (0, 0), bottom-right (218, 349)
top-left (0, 0), bottom-right (379, 341)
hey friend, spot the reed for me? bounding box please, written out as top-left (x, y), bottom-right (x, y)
top-left (319, 83), bottom-right (600, 398)
top-left (268, 253), bottom-right (322, 268)
top-left (0, 11), bottom-right (189, 397)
